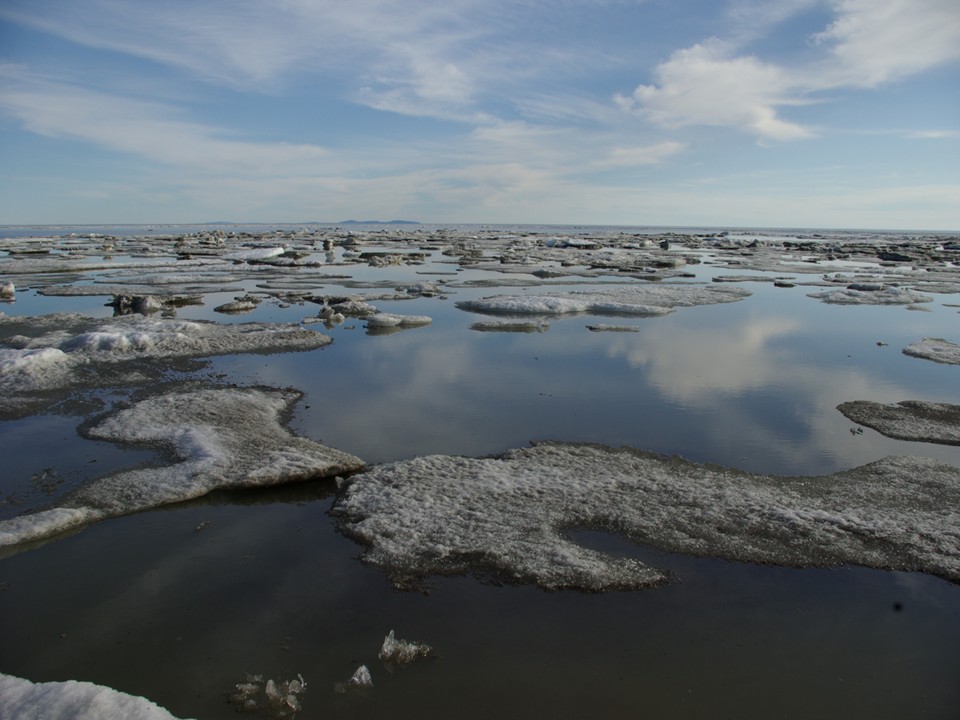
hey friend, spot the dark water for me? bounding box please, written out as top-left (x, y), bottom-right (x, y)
top-left (1, 224), bottom-right (958, 718)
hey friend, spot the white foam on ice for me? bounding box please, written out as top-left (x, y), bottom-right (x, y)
top-left (807, 287), bottom-right (932, 304)
top-left (0, 672), bottom-right (191, 720)
top-left (334, 443), bottom-right (960, 591)
top-left (902, 337), bottom-right (960, 365)
top-left (455, 285), bottom-right (748, 317)
top-left (0, 387), bottom-right (364, 547)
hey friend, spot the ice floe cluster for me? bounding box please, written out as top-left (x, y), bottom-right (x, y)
top-left (334, 442), bottom-right (960, 591)
top-left (228, 673), bottom-right (306, 718)
top-left (0, 387), bottom-right (364, 547)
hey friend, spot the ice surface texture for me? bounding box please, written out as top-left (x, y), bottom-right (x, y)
top-left (0, 387), bottom-right (364, 547)
top-left (902, 337), bottom-right (960, 365)
top-left (838, 400), bottom-right (960, 445)
top-left (454, 285), bottom-right (749, 317)
top-left (334, 443), bottom-right (960, 591)
top-left (0, 312), bottom-right (332, 395)
top-left (0, 672), bottom-right (191, 720)
top-left (807, 287), bottom-right (932, 304)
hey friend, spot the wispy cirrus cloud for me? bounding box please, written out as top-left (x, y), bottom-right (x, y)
top-left (0, 65), bottom-right (328, 175)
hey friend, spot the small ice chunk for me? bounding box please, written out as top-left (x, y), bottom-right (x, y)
top-left (902, 337), bottom-right (960, 365)
top-left (334, 665), bottom-right (372, 693)
top-left (1, 281), bottom-right (15, 300)
top-left (365, 313), bottom-right (432, 328)
top-left (379, 630), bottom-right (433, 668)
top-left (586, 324), bottom-right (640, 332)
top-left (470, 319), bottom-right (549, 333)
top-left (223, 246), bottom-right (285, 262)
top-left (0, 671), bottom-right (192, 720)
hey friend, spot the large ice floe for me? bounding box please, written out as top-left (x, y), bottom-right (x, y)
top-left (0, 312), bottom-right (332, 398)
top-left (806, 286), bottom-right (932, 305)
top-left (0, 672), bottom-right (191, 720)
top-left (838, 400), bottom-right (960, 445)
top-left (0, 387), bottom-right (364, 547)
top-left (333, 443), bottom-right (960, 591)
top-left (454, 284), bottom-right (749, 317)
top-left (902, 337), bottom-right (960, 365)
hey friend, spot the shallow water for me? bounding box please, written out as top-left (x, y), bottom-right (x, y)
top-left (1, 223), bottom-right (959, 718)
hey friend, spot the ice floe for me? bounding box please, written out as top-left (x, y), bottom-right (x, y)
top-left (0, 672), bottom-right (191, 720)
top-left (223, 246), bottom-right (286, 262)
top-left (470, 319), bottom-right (549, 333)
top-left (838, 400), bottom-right (960, 445)
top-left (228, 673), bottom-right (306, 717)
top-left (807, 286), bottom-right (932, 305)
top-left (455, 285), bottom-right (749, 317)
top-left (334, 443), bottom-right (960, 591)
top-left (0, 313), bottom-right (332, 398)
top-left (902, 337), bottom-right (960, 365)
top-left (0, 387), bottom-right (364, 547)
top-left (365, 313), bottom-right (432, 328)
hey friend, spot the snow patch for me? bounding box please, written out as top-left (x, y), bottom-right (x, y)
top-left (902, 337), bottom-right (960, 365)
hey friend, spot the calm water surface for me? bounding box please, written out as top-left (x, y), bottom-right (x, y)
top-left (0, 224), bottom-right (958, 718)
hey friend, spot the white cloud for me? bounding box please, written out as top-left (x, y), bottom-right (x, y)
top-left (813, 0), bottom-right (960, 87)
top-left (617, 40), bottom-right (814, 141)
top-left (600, 142), bottom-right (686, 167)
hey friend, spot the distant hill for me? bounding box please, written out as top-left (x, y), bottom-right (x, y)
top-left (337, 219), bottom-right (421, 225)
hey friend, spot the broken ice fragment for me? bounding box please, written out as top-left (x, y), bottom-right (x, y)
top-left (334, 665), bottom-right (372, 693)
top-left (379, 630), bottom-right (434, 669)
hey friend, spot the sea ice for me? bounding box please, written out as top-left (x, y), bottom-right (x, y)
top-left (334, 665), bottom-right (373, 693)
top-left (333, 443), bottom-right (960, 591)
top-left (0, 672), bottom-right (191, 720)
top-left (902, 337), bottom-right (960, 365)
top-left (838, 400), bottom-right (960, 445)
top-left (379, 630), bottom-right (434, 669)
top-left (0, 313), bottom-right (333, 397)
top-left (806, 286), bottom-right (932, 305)
top-left (0, 387), bottom-right (364, 547)
top-left (470, 319), bottom-right (549, 333)
top-left (365, 313), bottom-right (432, 328)
top-left (223, 246), bottom-right (286, 262)
top-left (455, 285), bottom-right (748, 317)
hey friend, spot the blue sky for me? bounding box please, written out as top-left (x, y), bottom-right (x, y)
top-left (0, 0), bottom-right (957, 229)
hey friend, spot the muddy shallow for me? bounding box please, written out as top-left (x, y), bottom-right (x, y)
top-left (1, 223), bottom-right (959, 718)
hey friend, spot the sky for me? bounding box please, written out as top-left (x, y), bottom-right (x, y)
top-left (0, 0), bottom-right (957, 230)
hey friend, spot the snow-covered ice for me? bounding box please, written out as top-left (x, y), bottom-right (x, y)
top-left (455, 285), bottom-right (749, 317)
top-left (334, 443), bottom-right (960, 591)
top-left (223, 246), bottom-right (286, 262)
top-left (0, 313), bottom-right (333, 398)
top-left (902, 337), bottom-right (960, 365)
top-left (365, 313), bottom-right (432, 328)
top-left (838, 400), bottom-right (960, 445)
top-left (0, 672), bottom-right (191, 720)
top-left (0, 387), bottom-right (364, 547)
top-left (807, 286), bottom-right (932, 305)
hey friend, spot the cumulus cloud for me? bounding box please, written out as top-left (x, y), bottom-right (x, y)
top-left (619, 0), bottom-right (960, 141)
top-left (616, 41), bottom-right (813, 141)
